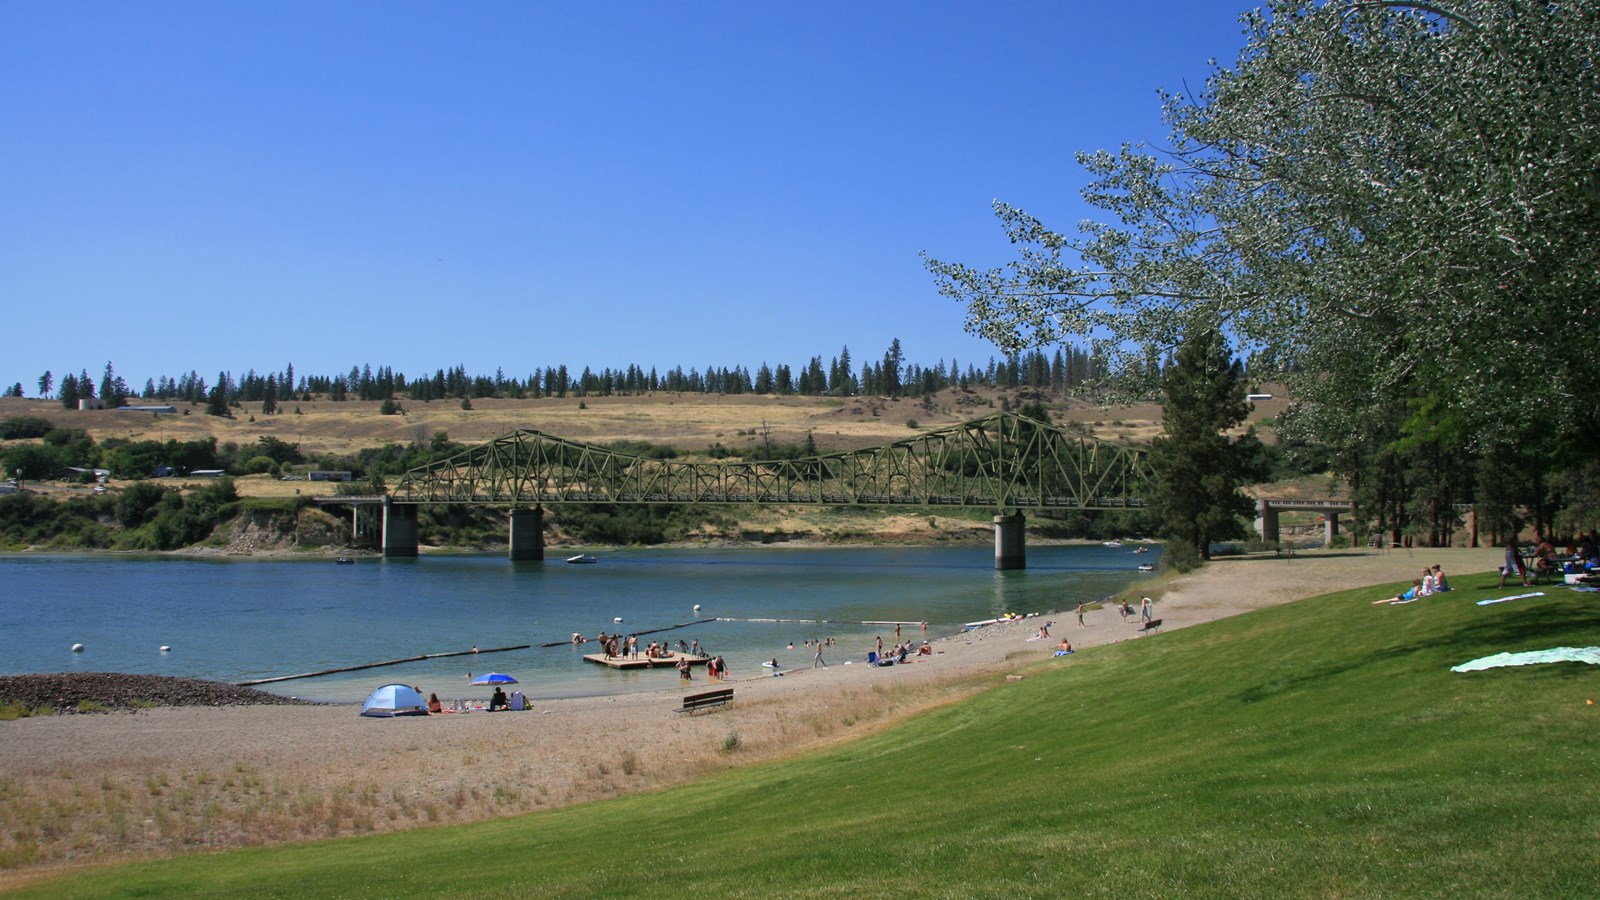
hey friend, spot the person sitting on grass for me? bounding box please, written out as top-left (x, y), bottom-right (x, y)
top-left (1532, 534), bottom-right (1558, 580)
top-left (1432, 564), bottom-right (1450, 592)
top-left (1373, 579), bottom-right (1423, 605)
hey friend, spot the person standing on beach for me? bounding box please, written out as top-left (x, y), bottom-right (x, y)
top-left (813, 641), bottom-right (826, 668)
top-left (1140, 596), bottom-right (1152, 623)
top-left (1076, 602), bottom-right (1086, 628)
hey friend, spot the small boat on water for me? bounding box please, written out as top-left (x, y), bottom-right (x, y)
top-left (1137, 563), bottom-right (1155, 572)
top-left (1104, 541), bottom-right (1123, 548)
top-left (336, 557), bottom-right (355, 565)
top-left (566, 554), bottom-right (598, 565)
top-left (1133, 546), bottom-right (1149, 554)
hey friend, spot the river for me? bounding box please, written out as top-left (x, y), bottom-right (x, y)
top-left (0, 544), bottom-right (1159, 703)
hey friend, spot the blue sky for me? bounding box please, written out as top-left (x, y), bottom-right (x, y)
top-left (1, 2), bottom-right (1252, 392)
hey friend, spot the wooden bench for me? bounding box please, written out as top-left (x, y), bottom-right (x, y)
top-left (677, 687), bottom-right (734, 714)
top-left (1139, 618), bottom-right (1163, 634)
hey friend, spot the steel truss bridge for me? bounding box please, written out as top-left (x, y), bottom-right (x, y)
top-left (392, 411), bottom-right (1150, 511)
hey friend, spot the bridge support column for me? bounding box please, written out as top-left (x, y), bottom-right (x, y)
top-left (1255, 499), bottom-right (1280, 544)
top-left (1324, 512), bottom-right (1339, 546)
top-left (509, 506), bottom-right (544, 561)
top-left (994, 513), bottom-right (1026, 570)
top-left (382, 499), bottom-right (419, 558)
top-left (351, 504), bottom-right (382, 548)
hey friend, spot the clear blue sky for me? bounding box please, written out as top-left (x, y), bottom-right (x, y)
top-left (1, 1), bottom-right (1251, 393)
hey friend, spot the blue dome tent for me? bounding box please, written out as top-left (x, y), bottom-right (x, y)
top-left (360, 683), bottom-right (430, 717)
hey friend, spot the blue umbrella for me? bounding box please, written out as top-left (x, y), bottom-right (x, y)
top-left (469, 672), bottom-right (518, 685)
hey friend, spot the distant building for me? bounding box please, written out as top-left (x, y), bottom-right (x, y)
top-left (117, 405), bottom-right (177, 413)
top-left (189, 469), bottom-right (226, 478)
top-left (309, 470), bottom-right (353, 482)
top-left (77, 398), bottom-right (105, 411)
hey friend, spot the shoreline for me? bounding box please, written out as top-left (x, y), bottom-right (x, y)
top-left (0, 546), bottom-right (1502, 881)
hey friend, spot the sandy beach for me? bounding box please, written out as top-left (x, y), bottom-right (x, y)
top-left (0, 545), bottom-right (1500, 881)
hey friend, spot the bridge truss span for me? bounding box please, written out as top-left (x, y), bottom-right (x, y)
top-left (392, 411), bottom-right (1151, 511)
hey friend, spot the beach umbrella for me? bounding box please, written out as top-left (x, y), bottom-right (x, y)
top-left (360, 683), bottom-right (430, 717)
top-left (469, 672), bottom-right (518, 685)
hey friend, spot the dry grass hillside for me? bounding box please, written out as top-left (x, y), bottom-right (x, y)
top-left (0, 385), bottom-right (1294, 458)
top-left (0, 386), bottom-right (1316, 517)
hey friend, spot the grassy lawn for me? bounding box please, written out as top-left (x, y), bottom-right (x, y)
top-left (11, 574), bottom-right (1597, 897)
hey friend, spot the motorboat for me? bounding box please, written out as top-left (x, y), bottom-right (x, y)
top-left (566, 554), bottom-right (598, 565)
top-left (1137, 563), bottom-right (1155, 572)
top-left (1133, 546), bottom-right (1149, 554)
top-left (1104, 541), bottom-right (1123, 548)
top-left (336, 556), bottom-right (355, 565)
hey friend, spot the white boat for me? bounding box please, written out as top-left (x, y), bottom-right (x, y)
top-left (1133, 546), bottom-right (1149, 554)
top-left (1104, 541), bottom-right (1123, 548)
top-left (566, 554), bottom-right (598, 565)
top-left (1137, 563), bottom-right (1155, 572)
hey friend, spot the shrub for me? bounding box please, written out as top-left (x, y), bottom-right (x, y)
top-left (1161, 539), bottom-right (1202, 574)
top-left (0, 416), bottom-right (52, 439)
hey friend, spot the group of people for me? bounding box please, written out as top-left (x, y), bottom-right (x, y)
top-left (1376, 564), bottom-right (1452, 604)
top-left (1500, 532), bottom-right (1600, 587)
top-left (421, 687), bottom-right (525, 713)
top-left (702, 655), bottom-right (730, 680)
top-left (873, 639), bottom-right (927, 665)
top-left (1112, 597), bottom-right (1155, 624)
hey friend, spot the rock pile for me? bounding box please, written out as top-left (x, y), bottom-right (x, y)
top-left (0, 673), bottom-right (311, 713)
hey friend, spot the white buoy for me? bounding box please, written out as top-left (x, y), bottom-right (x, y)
top-left (613, 616), bottom-right (623, 623)
top-left (693, 604), bottom-right (701, 611)
top-left (71, 643), bottom-right (85, 653)
top-left (159, 645), bottom-right (171, 653)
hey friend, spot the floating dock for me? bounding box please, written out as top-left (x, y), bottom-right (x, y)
top-left (582, 651), bottom-right (708, 670)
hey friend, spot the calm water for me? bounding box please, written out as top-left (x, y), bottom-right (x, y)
top-left (0, 545), bottom-right (1159, 703)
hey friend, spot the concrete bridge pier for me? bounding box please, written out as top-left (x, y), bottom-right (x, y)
top-left (351, 505), bottom-right (382, 549)
top-left (382, 499), bottom-right (419, 558)
top-left (994, 513), bottom-right (1026, 570)
top-left (1255, 500), bottom-right (1280, 544)
top-left (509, 506), bottom-right (545, 561)
top-left (1324, 512), bottom-right (1339, 545)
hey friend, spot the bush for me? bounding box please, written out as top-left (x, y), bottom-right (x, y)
top-left (115, 481), bottom-right (170, 527)
top-left (242, 455), bottom-right (277, 475)
top-left (1161, 539), bottom-right (1202, 574)
top-left (0, 416), bottom-right (52, 439)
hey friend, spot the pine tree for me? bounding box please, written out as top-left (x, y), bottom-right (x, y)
top-left (1147, 328), bottom-right (1264, 563)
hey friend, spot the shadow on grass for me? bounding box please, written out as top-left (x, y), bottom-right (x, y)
top-left (1233, 594), bottom-right (1600, 705)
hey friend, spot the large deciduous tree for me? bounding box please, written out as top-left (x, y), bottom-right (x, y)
top-left (927, 0), bottom-right (1600, 457)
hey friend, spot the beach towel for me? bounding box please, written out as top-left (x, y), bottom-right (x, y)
top-left (1475, 592), bottom-right (1546, 606)
top-left (1451, 647), bottom-right (1600, 673)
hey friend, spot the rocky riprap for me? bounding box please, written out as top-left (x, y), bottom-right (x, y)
top-left (0, 673), bottom-right (312, 713)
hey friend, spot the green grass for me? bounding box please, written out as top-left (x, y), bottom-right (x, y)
top-left (10, 574), bottom-right (1599, 897)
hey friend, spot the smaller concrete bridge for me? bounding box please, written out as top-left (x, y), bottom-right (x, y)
top-left (1254, 498), bottom-right (1354, 545)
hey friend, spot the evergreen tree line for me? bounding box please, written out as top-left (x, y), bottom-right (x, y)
top-left (30, 341), bottom-right (1120, 411)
